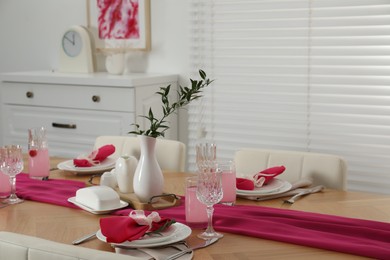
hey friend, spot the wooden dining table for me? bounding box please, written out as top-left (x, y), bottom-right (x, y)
top-left (1, 156), bottom-right (390, 259)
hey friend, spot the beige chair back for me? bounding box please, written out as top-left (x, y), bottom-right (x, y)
top-left (94, 135), bottom-right (186, 172)
top-left (0, 231), bottom-right (129, 260)
top-left (234, 148), bottom-right (348, 190)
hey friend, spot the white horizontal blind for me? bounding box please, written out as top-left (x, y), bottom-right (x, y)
top-left (188, 0), bottom-right (390, 194)
top-left (309, 0), bottom-right (390, 193)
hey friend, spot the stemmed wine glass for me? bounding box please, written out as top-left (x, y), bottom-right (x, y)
top-left (196, 163), bottom-right (224, 239)
top-left (196, 143), bottom-right (217, 169)
top-left (0, 145), bottom-right (24, 204)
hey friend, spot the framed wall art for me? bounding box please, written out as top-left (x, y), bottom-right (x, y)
top-left (87, 0), bottom-right (151, 52)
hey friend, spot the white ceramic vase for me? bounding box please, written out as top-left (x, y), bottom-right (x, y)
top-left (105, 53), bottom-right (125, 75)
top-left (133, 135), bottom-right (164, 202)
top-left (116, 155), bottom-right (138, 193)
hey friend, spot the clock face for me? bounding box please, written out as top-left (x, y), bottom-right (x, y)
top-left (62, 30), bottom-right (83, 57)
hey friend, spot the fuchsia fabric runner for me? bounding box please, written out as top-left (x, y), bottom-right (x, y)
top-left (14, 174), bottom-right (390, 259)
top-left (15, 173), bottom-right (86, 209)
top-left (115, 201), bottom-right (390, 259)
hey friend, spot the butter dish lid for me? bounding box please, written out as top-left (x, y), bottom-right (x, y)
top-left (75, 186), bottom-right (122, 211)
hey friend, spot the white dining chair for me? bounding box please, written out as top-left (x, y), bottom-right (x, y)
top-left (234, 148), bottom-right (348, 190)
top-left (94, 135), bottom-right (186, 172)
top-left (0, 231), bottom-right (130, 260)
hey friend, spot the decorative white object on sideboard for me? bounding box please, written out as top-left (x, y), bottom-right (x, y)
top-left (0, 71), bottom-right (178, 158)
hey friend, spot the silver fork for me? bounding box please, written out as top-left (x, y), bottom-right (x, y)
top-left (283, 185), bottom-right (324, 204)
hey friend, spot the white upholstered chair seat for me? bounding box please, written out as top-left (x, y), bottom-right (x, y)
top-left (94, 135), bottom-right (186, 172)
top-left (234, 148), bottom-right (348, 190)
top-left (0, 231), bottom-right (130, 260)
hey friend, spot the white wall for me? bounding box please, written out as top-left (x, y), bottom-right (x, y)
top-left (0, 0), bottom-right (190, 143)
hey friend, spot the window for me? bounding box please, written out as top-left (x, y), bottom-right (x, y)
top-left (188, 0), bottom-right (390, 194)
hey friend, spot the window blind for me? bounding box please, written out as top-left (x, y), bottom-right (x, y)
top-left (188, 0), bottom-right (390, 194)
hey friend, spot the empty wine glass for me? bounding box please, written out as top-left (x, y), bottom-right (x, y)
top-left (196, 143), bottom-right (217, 170)
top-left (0, 145), bottom-right (24, 204)
top-left (196, 166), bottom-right (224, 239)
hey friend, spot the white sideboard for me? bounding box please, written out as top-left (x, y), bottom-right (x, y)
top-left (0, 71), bottom-right (178, 158)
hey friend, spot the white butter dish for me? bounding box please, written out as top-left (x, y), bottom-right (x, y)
top-left (74, 186), bottom-right (122, 211)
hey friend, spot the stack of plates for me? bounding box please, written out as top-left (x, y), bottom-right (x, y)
top-left (237, 178), bottom-right (292, 198)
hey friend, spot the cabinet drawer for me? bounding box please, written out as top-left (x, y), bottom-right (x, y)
top-left (2, 105), bottom-right (135, 157)
top-left (2, 82), bottom-right (135, 112)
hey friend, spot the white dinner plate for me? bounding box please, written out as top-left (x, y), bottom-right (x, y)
top-left (96, 222), bottom-right (192, 248)
top-left (58, 157), bottom-right (116, 173)
top-left (237, 179), bottom-right (292, 196)
top-left (67, 197), bottom-right (128, 214)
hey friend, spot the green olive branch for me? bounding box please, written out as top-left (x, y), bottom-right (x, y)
top-left (129, 69), bottom-right (214, 138)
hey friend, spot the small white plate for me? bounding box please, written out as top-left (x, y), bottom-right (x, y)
top-left (67, 197), bottom-right (128, 214)
top-left (96, 222), bottom-right (192, 248)
top-left (58, 157), bottom-right (116, 173)
top-left (237, 179), bottom-right (292, 196)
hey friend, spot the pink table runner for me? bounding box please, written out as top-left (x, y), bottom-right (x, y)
top-left (13, 174), bottom-right (390, 259)
top-left (115, 201), bottom-right (390, 259)
top-left (15, 173), bottom-right (86, 209)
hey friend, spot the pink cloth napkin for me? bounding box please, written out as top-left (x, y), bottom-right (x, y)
top-left (114, 202), bottom-right (390, 259)
top-left (100, 212), bottom-right (174, 243)
top-left (236, 178), bottom-right (254, 190)
top-left (73, 144), bottom-right (115, 167)
top-left (254, 165), bottom-right (285, 186)
top-left (236, 166), bottom-right (286, 190)
top-left (15, 173), bottom-right (86, 208)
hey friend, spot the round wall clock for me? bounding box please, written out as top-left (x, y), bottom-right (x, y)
top-left (59, 25), bottom-right (95, 73)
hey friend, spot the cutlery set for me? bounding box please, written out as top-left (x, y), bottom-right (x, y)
top-left (283, 185), bottom-right (325, 204)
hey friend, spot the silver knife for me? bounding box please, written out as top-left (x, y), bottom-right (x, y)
top-left (72, 231), bottom-right (97, 245)
top-left (165, 237), bottom-right (219, 260)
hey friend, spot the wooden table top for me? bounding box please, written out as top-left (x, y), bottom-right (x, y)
top-left (1, 156), bottom-right (390, 259)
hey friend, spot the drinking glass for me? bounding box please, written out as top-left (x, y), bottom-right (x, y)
top-left (219, 160), bottom-right (236, 206)
top-left (196, 143), bottom-right (217, 170)
top-left (28, 127), bottom-right (50, 179)
top-left (0, 145), bottom-right (24, 204)
top-left (196, 166), bottom-right (224, 239)
top-left (0, 170), bottom-right (11, 198)
top-left (185, 176), bottom-right (208, 228)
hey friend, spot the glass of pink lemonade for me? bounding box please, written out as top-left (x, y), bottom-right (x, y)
top-left (185, 176), bottom-right (208, 228)
top-left (28, 127), bottom-right (50, 180)
top-left (219, 160), bottom-right (236, 205)
top-left (0, 170), bottom-right (11, 198)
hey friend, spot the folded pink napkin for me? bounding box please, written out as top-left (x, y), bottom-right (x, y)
top-left (73, 144), bottom-right (115, 167)
top-left (114, 202), bottom-right (390, 259)
top-left (15, 173), bottom-right (86, 208)
top-left (236, 178), bottom-right (254, 190)
top-left (100, 210), bottom-right (175, 243)
top-left (236, 166), bottom-right (286, 190)
top-left (254, 165), bottom-right (285, 186)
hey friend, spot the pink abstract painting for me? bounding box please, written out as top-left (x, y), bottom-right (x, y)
top-left (97, 0), bottom-right (140, 40)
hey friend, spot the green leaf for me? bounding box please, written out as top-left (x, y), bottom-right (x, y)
top-left (199, 69), bottom-right (206, 79)
top-left (128, 69), bottom-right (213, 138)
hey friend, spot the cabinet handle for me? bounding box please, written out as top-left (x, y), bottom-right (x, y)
top-left (92, 95), bottom-right (100, 102)
top-left (52, 123), bottom-right (77, 129)
top-left (26, 91), bottom-right (34, 98)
